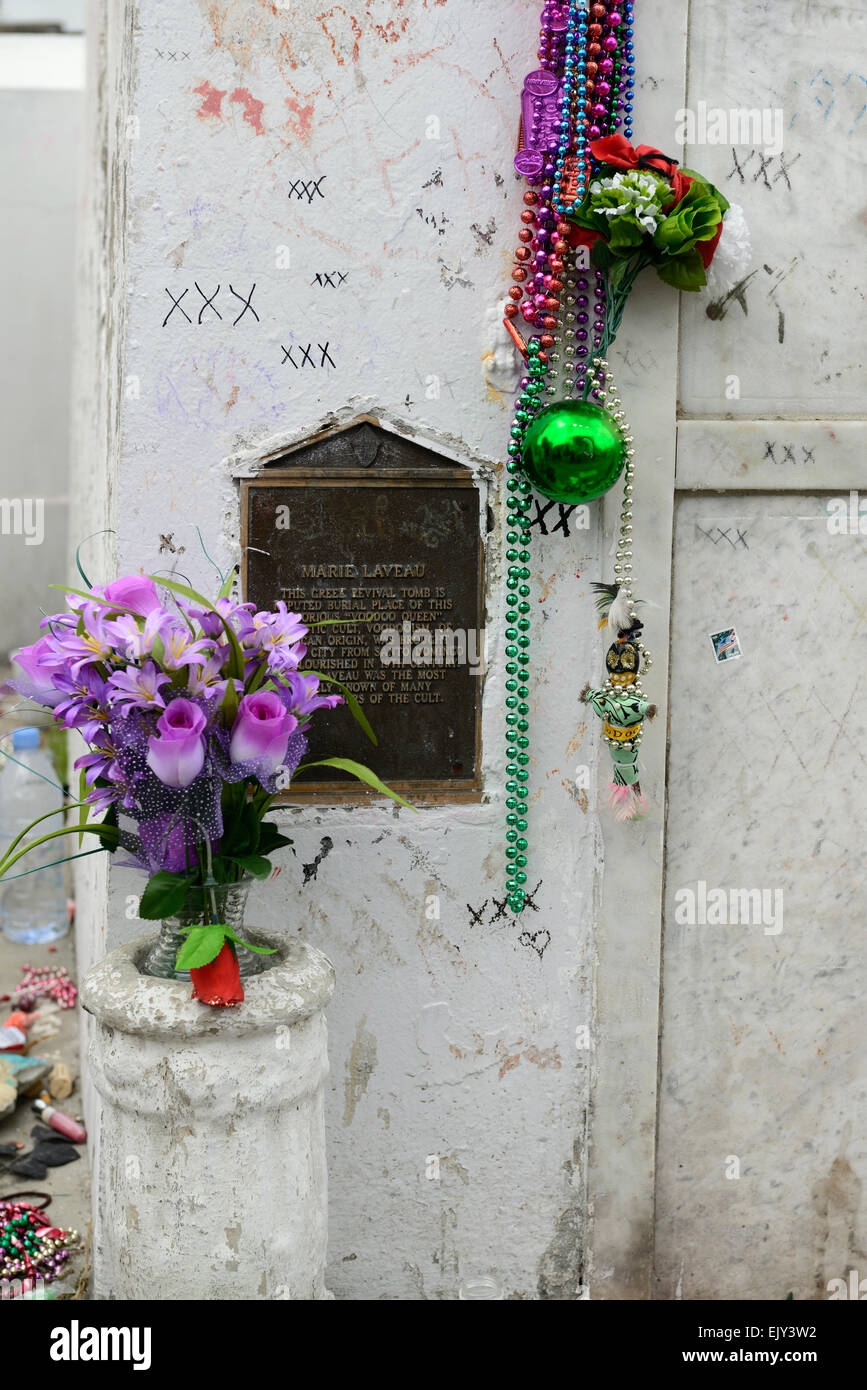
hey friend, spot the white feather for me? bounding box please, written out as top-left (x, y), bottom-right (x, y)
top-left (608, 586), bottom-right (632, 636)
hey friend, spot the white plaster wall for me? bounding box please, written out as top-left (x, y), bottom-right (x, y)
top-left (75, 0), bottom-right (611, 1300)
top-left (656, 0), bottom-right (867, 1299)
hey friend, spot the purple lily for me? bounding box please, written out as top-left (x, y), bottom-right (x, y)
top-left (52, 667), bottom-right (111, 741)
top-left (106, 660), bottom-right (172, 716)
top-left (274, 670), bottom-right (344, 720)
top-left (248, 602), bottom-right (308, 672)
top-left (106, 609), bottom-right (174, 662)
top-left (52, 611), bottom-right (118, 676)
top-left (180, 597), bottom-right (256, 644)
top-left (160, 620), bottom-right (217, 672)
top-left (186, 653), bottom-right (241, 701)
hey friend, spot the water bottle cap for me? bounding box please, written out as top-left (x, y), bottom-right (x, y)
top-left (12, 726), bottom-right (40, 750)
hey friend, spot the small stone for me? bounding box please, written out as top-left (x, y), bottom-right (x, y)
top-left (0, 1055), bottom-right (51, 1119)
top-left (48, 1062), bottom-right (74, 1100)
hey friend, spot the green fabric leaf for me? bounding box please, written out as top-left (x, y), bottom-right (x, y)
top-left (590, 239), bottom-right (615, 271)
top-left (257, 821), bottom-right (293, 856)
top-left (607, 215), bottom-right (646, 254)
top-left (295, 757), bottom-right (416, 810)
top-left (139, 870), bottom-right (196, 920)
top-left (307, 671), bottom-right (377, 746)
top-left (655, 248), bottom-right (707, 291)
top-left (175, 925), bottom-right (226, 970)
top-left (218, 565), bottom-right (238, 600)
top-left (223, 927), bottom-right (277, 956)
top-left (681, 168), bottom-right (730, 216)
top-left (228, 854), bottom-right (273, 881)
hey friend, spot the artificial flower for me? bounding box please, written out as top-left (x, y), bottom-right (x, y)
top-left (703, 202), bottom-right (751, 296)
top-left (105, 609), bottom-right (172, 662)
top-left (106, 660), bottom-right (171, 715)
top-left (229, 691), bottom-right (297, 773)
top-left (652, 180), bottom-right (725, 259)
top-left (10, 635), bottom-right (68, 705)
top-left (274, 670), bottom-right (344, 721)
top-left (102, 574), bottom-right (163, 616)
top-left (1, 565), bottom-right (401, 1008)
top-left (159, 622), bottom-right (217, 672)
top-left (248, 602), bottom-right (308, 671)
top-left (146, 698), bottom-right (207, 789)
top-left (190, 943), bottom-right (244, 1007)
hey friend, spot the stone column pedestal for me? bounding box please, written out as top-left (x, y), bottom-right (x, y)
top-left (80, 930), bottom-right (335, 1300)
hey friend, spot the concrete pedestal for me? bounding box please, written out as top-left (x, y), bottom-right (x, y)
top-left (80, 930), bottom-right (335, 1300)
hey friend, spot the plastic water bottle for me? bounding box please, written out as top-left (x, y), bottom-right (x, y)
top-left (0, 728), bottom-right (68, 944)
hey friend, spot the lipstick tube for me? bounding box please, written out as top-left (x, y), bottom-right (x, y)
top-left (32, 1098), bottom-right (87, 1144)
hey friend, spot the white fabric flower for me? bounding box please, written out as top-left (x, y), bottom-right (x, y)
top-left (591, 170), bottom-right (665, 232)
top-left (703, 202), bottom-right (751, 296)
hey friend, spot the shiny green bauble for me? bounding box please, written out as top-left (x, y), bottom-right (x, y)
top-left (521, 399), bottom-right (626, 504)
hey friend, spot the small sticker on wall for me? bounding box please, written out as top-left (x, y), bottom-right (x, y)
top-left (709, 627), bottom-right (742, 663)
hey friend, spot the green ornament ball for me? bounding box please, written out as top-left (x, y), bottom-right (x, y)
top-left (521, 399), bottom-right (626, 504)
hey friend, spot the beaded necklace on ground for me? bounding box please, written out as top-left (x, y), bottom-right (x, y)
top-left (501, 0), bottom-right (634, 915)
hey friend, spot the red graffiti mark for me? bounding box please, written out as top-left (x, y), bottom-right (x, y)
top-left (194, 80), bottom-right (226, 119)
top-left (230, 87), bottom-right (265, 135)
top-left (318, 7), bottom-right (364, 66)
top-left (284, 95), bottom-right (315, 141)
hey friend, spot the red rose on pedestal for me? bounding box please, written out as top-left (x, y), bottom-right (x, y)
top-left (190, 942), bottom-right (244, 1007)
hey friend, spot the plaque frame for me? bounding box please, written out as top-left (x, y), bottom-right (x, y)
top-left (239, 421), bottom-right (486, 805)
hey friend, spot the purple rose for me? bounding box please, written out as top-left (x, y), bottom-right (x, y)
top-left (103, 574), bottom-right (162, 616)
top-left (229, 691), bottom-right (297, 773)
top-left (146, 698), bottom-right (207, 788)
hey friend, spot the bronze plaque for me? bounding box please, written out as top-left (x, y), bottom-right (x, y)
top-left (241, 421), bottom-right (484, 798)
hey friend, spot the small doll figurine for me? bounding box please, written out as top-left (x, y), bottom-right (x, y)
top-left (580, 583), bottom-right (656, 821)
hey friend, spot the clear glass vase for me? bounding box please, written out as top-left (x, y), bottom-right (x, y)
top-left (140, 877), bottom-right (269, 981)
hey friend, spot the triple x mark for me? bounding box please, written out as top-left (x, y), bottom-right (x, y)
top-left (162, 283), bottom-right (259, 327)
top-left (312, 272), bottom-right (348, 287)
top-left (467, 880), bottom-right (542, 927)
top-left (281, 343), bottom-right (336, 369)
top-left (288, 177), bottom-right (326, 203)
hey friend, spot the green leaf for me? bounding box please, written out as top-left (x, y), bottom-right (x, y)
top-left (590, 239), bottom-right (614, 271)
top-left (228, 854), bottom-right (272, 881)
top-left (224, 927), bottom-right (276, 956)
top-left (655, 248), bottom-right (706, 292)
top-left (0, 818), bottom-right (119, 879)
top-left (77, 770), bottom-right (88, 848)
top-left (257, 821), bottom-right (293, 856)
top-left (607, 216), bottom-right (645, 254)
top-left (147, 574), bottom-right (246, 681)
top-left (218, 565), bottom-right (238, 600)
top-left (294, 757), bottom-right (416, 811)
top-left (49, 584), bottom-right (133, 614)
top-left (175, 925), bottom-right (226, 971)
top-left (139, 870), bottom-right (196, 920)
top-left (308, 671), bottom-right (377, 746)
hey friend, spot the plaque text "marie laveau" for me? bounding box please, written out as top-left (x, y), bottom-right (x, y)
top-left (300, 562), bottom-right (426, 579)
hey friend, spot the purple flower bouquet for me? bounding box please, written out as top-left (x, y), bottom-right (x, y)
top-left (1, 569), bottom-right (408, 1003)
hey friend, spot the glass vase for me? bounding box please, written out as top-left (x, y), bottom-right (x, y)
top-left (140, 876), bottom-right (269, 981)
